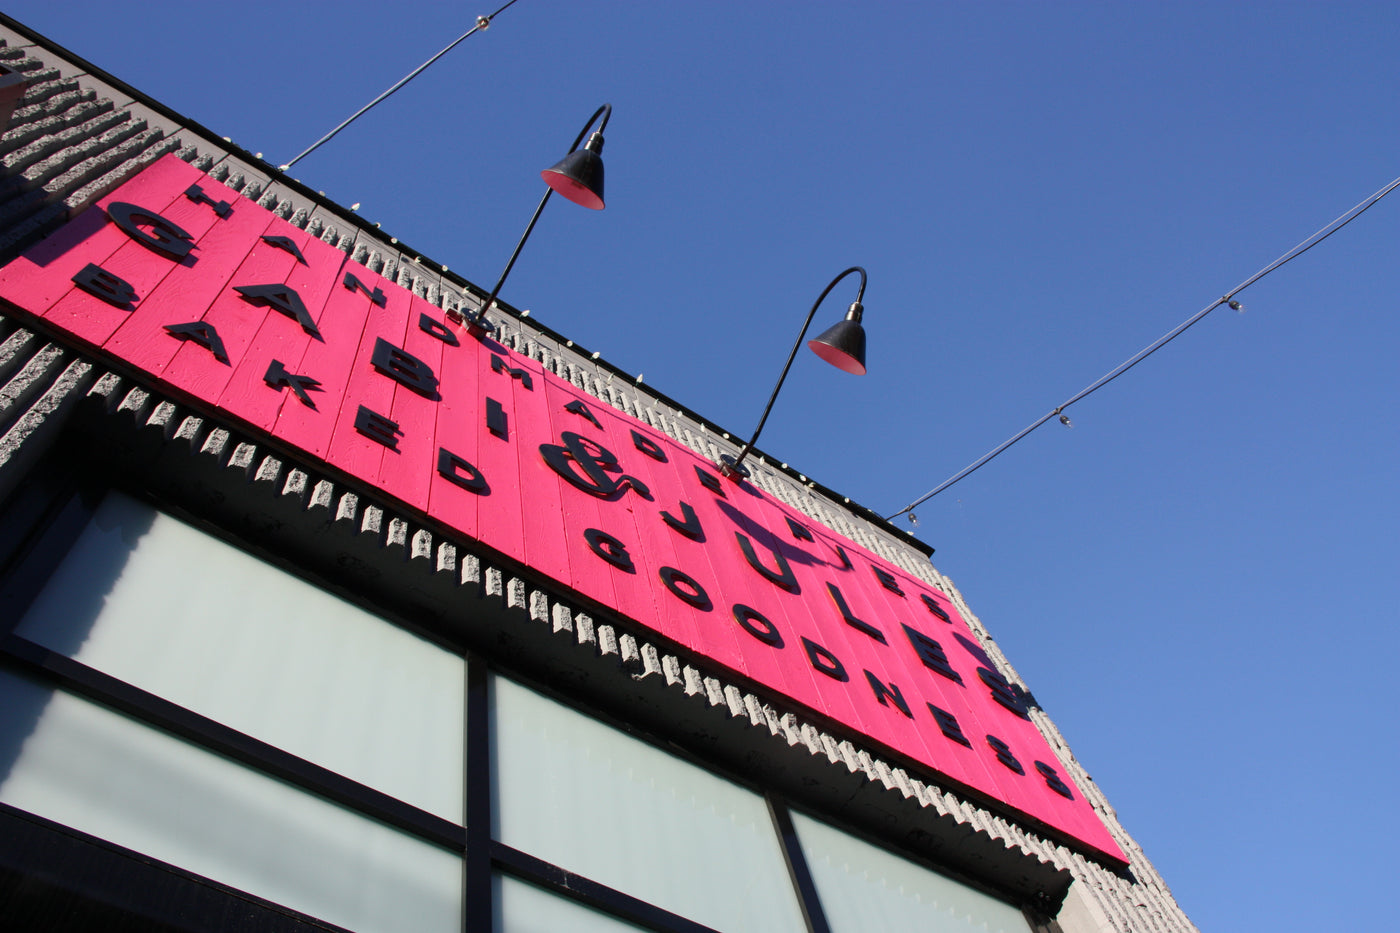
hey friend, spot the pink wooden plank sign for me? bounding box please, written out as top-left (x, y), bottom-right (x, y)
top-left (0, 154), bottom-right (1126, 864)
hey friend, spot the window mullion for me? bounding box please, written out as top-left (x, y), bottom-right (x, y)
top-left (465, 654), bottom-right (493, 933)
top-left (767, 794), bottom-right (834, 933)
top-left (491, 840), bottom-right (724, 933)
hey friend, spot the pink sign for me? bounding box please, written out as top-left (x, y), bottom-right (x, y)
top-left (0, 155), bottom-right (1126, 863)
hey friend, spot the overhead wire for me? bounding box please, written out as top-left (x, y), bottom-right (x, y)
top-left (279, 0), bottom-right (525, 171)
top-left (885, 172), bottom-right (1400, 522)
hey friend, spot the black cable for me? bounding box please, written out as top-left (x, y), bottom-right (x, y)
top-left (885, 173), bottom-right (1400, 521)
top-left (279, 0), bottom-right (524, 171)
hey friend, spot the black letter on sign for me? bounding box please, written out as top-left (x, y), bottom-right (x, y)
top-left (926, 703), bottom-right (972, 747)
top-left (659, 567), bottom-right (711, 610)
top-left (264, 359), bottom-right (322, 408)
top-left (585, 529), bottom-right (635, 573)
top-left (234, 284), bottom-right (320, 338)
top-left (564, 399), bottom-right (603, 429)
top-left (864, 671), bottom-right (913, 718)
top-left (1035, 761), bottom-right (1075, 799)
top-left (355, 405), bottom-right (400, 450)
top-left (735, 533), bottom-right (800, 594)
top-left (437, 448), bottom-right (488, 494)
top-left (261, 234), bottom-right (307, 264)
top-left (828, 542), bottom-right (853, 570)
top-left (660, 500), bottom-right (704, 541)
top-left (826, 582), bottom-right (885, 643)
top-left (419, 312), bottom-right (459, 346)
top-left (921, 593), bottom-right (952, 624)
top-left (72, 263), bottom-right (137, 309)
top-left (632, 430), bottom-right (667, 462)
top-left (902, 625), bottom-right (963, 685)
top-left (165, 321), bottom-right (229, 364)
top-left (733, 604), bottom-right (783, 648)
top-left (693, 464), bottom-right (725, 498)
top-left (540, 432), bottom-right (652, 501)
top-left (184, 183), bottom-right (232, 218)
top-left (786, 517), bottom-right (814, 542)
top-left (486, 397), bottom-right (508, 439)
top-left (106, 202), bottom-right (194, 261)
top-left (986, 734), bottom-right (1025, 775)
top-left (490, 354), bottom-right (534, 391)
top-left (977, 667), bottom-right (1030, 719)
top-left (371, 338), bottom-right (438, 398)
top-left (343, 272), bottom-right (387, 307)
top-left (871, 565), bottom-right (905, 597)
top-left (802, 637), bottom-right (848, 682)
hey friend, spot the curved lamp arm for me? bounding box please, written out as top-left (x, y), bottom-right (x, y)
top-left (460, 104), bottom-right (613, 335)
top-left (721, 266), bottom-right (868, 477)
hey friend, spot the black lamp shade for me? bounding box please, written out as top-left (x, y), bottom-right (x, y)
top-left (542, 137), bottom-right (605, 210)
top-left (808, 316), bottom-right (867, 375)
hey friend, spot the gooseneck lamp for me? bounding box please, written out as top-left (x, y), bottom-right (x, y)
top-left (454, 103), bottom-right (612, 336)
top-left (720, 266), bottom-right (870, 478)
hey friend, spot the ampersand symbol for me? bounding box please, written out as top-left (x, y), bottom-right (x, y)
top-left (540, 432), bottom-right (653, 501)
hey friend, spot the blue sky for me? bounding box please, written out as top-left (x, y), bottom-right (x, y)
top-left (7, 2), bottom-right (1398, 929)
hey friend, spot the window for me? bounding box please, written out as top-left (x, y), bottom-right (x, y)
top-left (494, 873), bottom-right (649, 933)
top-left (0, 488), bottom-right (1041, 932)
top-left (791, 809), bottom-right (1034, 933)
top-left (12, 491), bottom-right (465, 822)
top-left (491, 674), bottom-right (808, 933)
top-left (0, 667), bottom-right (463, 932)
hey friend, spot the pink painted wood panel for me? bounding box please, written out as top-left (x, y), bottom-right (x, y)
top-left (425, 315), bottom-right (487, 551)
top-left (459, 336), bottom-right (530, 587)
top-left (210, 220), bottom-right (351, 436)
top-left (265, 249), bottom-right (365, 460)
top-left (207, 246), bottom-right (319, 430)
top-left (375, 293), bottom-right (453, 515)
top-left (618, 420), bottom-right (742, 674)
top-left (0, 156), bottom-right (205, 321)
top-left (540, 379), bottom-right (661, 646)
top-left (322, 264), bottom-right (412, 487)
top-left (0, 156), bottom-right (1127, 864)
top-left (502, 361), bottom-right (573, 601)
top-left (98, 170), bottom-right (258, 361)
top-left (106, 203), bottom-right (280, 380)
top-left (46, 169), bottom-right (235, 352)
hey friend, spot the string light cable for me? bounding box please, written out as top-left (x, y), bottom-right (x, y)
top-left (278, 0), bottom-right (525, 171)
top-left (886, 172), bottom-right (1400, 523)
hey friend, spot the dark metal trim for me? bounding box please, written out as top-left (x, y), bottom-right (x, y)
top-left (0, 469), bottom-right (93, 637)
top-left (1023, 903), bottom-right (1067, 933)
top-left (491, 840), bottom-right (724, 933)
top-left (767, 795), bottom-right (833, 933)
top-left (464, 655), bottom-right (493, 933)
top-left (0, 802), bottom-right (355, 932)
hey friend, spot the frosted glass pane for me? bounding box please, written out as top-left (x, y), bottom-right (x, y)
top-left (0, 670), bottom-right (461, 933)
top-left (14, 491), bottom-right (464, 823)
top-left (791, 810), bottom-right (1033, 933)
top-left (495, 874), bottom-right (647, 933)
top-left (491, 675), bottom-right (806, 933)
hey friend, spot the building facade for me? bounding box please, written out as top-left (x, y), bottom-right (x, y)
top-left (0, 16), bottom-right (1197, 933)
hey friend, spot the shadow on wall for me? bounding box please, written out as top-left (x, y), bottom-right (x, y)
top-left (0, 488), bottom-right (153, 788)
